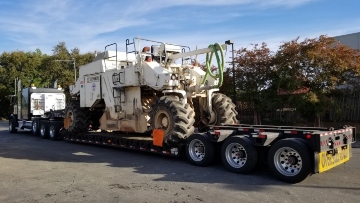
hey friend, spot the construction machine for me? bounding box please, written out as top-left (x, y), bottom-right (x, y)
top-left (66, 38), bottom-right (237, 144)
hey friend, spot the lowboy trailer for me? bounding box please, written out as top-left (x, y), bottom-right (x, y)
top-left (60, 123), bottom-right (356, 183)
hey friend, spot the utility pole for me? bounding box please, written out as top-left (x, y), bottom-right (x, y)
top-left (54, 58), bottom-right (76, 83)
top-left (225, 40), bottom-right (236, 102)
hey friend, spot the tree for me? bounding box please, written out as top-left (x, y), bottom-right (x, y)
top-left (0, 42), bottom-right (95, 118)
top-left (233, 43), bottom-right (274, 124)
top-left (273, 35), bottom-right (360, 126)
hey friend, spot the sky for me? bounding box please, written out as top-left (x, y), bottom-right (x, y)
top-left (0, 0), bottom-right (359, 61)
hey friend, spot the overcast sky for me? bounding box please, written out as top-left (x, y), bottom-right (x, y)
top-left (0, 0), bottom-right (359, 60)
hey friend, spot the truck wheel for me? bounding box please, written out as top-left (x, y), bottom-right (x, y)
top-left (221, 136), bottom-right (258, 174)
top-left (186, 134), bottom-right (215, 166)
top-left (9, 119), bottom-right (17, 133)
top-left (64, 101), bottom-right (89, 134)
top-left (49, 123), bottom-right (59, 141)
top-left (149, 96), bottom-right (195, 144)
top-left (32, 120), bottom-right (40, 136)
top-left (40, 122), bottom-right (49, 139)
top-left (212, 93), bottom-right (238, 125)
top-left (268, 139), bottom-right (312, 183)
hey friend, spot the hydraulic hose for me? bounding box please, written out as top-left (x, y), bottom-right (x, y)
top-left (201, 43), bottom-right (225, 88)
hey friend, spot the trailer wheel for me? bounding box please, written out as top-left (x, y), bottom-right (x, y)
top-left (221, 136), bottom-right (258, 174)
top-left (149, 96), bottom-right (195, 144)
top-left (186, 134), bottom-right (215, 166)
top-left (268, 139), bottom-right (312, 183)
top-left (64, 101), bottom-right (89, 134)
top-left (32, 120), bottom-right (40, 136)
top-left (9, 119), bottom-right (17, 133)
top-left (40, 122), bottom-right (49, 139)
top-left (212, 93), bottom-right (238, 125)
top-left (49, 123), bottom-right (59, 141)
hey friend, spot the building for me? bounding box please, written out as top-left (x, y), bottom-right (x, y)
top-left (334, 32), bottom-right (360, 50)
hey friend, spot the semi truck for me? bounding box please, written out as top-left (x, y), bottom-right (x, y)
top-left (9, 38), bottom-right (356, 183)
top-left (8, 80), bottom-right (66, 140)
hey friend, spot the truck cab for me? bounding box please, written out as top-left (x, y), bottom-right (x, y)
top-left (9, 83), bottom-right (66, 138)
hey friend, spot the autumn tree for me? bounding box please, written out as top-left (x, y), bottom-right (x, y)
top-left (273, 35), bottom-right (360, 126)
top-left (234, 43), bottom-right (274, 124)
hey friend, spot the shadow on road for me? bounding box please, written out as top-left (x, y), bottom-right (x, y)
top-left (0, 127), bottom-right (359, 192)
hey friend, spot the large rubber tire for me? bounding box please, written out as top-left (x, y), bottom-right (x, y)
top-left (149, 96), bottom-right (195, 144)
top-left (40, 122), bottom-right (49, 139)
top-left (212, 93), bottom-right (238, 125)
top-left (9, 119), bottom-right (17, 133)
top-left (64, 101), bottom-right (89, 134)
top-left (32, 120), bottom-right (40, 136)
top-left (186, 134), bottom-right (215, 166)
top-left (221, 136), bottom-right (258, 174)
top-left (268, 139), bottom-right (312, 183)
top-left (49, 122), bottom-right (59, 141)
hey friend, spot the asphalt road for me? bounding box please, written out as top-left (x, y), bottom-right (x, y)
top-left (0, 121), bottom-right (359, 203)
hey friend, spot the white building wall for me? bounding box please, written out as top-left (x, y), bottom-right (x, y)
top-left (334, 32), bottom-right (360, 51)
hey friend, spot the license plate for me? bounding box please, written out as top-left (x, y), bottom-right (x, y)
top-left (319, 145), bottom-right (350, 173)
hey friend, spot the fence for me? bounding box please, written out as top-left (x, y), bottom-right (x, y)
top-left (236, 92), bottom-right (360, 125)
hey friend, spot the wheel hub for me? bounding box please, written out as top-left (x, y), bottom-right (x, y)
top-left (188, 139), bottom-right (205, 161)
top-left (154, 110), bottom-right (171, 133)
top-left (161, 117), bottom-right (169, 128)
top-left (274, 147), bottom-right (302, 176)
top-left (287, 156), bottom-right (298, 165)
top-left (225, 143), bottom-right (247, 168)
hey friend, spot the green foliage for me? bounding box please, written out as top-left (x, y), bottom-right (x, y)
top-left (0, 42), bottom-right (94, 118)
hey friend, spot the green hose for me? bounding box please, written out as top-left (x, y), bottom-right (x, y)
top-left (201, 43), bottom-right (225, 88)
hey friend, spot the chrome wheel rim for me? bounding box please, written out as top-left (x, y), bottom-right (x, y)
top-left (188, 139), bottom-right (205, 161)
top-left (273, 147), bottom-right (302, 176)
top-left (40, 124), bottom-right (46, 137)
top-left (32, 122), bottom-right (37, 132)
top-left (225, 143), bottom-right (247, 168)
top-left (49, 125), bottom-right (55, 138)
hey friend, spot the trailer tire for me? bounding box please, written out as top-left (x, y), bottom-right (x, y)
top-left (268, 139), bottom-right (312, 183)
top-left (40, 122), bottom-right (49, 139)
top-left (9, 119), bottom-right (17, 133)
top-left (186, 134), bottom-right (215, 166)
top-left (212, 93), bottom-right (238, 125)
top-left (149, 96), bottom-right (195, 144)
top-left (64, 101), bottom-right (89, 134)
top-left (32, 120), bottom-right (40, 136)
top-left (49, 122), bottom-right (59, 141)
top-left (221, 136), bottom-right (258, 174)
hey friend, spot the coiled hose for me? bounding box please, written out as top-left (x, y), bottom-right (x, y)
top-left (201, 43), bottom-right (225, 88)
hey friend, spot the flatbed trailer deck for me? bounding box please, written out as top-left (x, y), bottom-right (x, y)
top-left (60, 123), bottom-right (356, 183)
